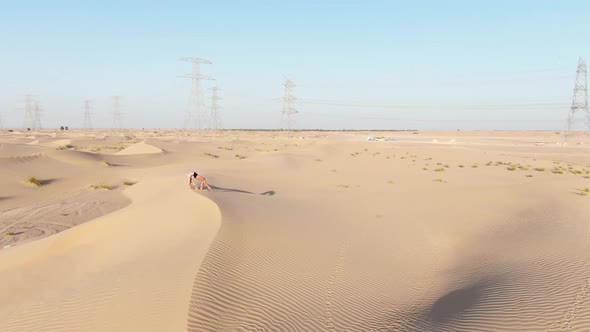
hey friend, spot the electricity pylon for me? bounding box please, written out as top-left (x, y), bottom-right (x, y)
top-left (113, 96), bottom-right (123, 129)
top-left (209, 86), bottom-right (222, 136)
top-left (179, 57), bottom-right (215, 130)
top-left (565, 57), bottom-right (590, 142)
top-left (281, 79), bottom-right (298, 131)
top-left (83, 100), bottom-right (93, 129)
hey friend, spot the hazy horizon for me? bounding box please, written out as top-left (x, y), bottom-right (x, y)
top-left (1, 1), bottom-right (590, 130)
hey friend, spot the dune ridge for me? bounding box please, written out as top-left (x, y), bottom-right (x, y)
top-left (115, 141), bottom-right (163, 155)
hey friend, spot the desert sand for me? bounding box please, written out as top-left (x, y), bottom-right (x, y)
top-left (1, 129), bottom-right (590, 331)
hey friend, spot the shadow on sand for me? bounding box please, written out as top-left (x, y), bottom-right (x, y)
top-left (40, 178), bottom-right (59, 186)
top-left (210, 186), bottom-right (275, 196)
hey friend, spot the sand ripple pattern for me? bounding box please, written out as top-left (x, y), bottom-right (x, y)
top-left (187, 195), bottom-right (439, 331)
top-left (187, 195), bottom-right (590, 331)
top-left (0, 191), bottom-right (128, 248)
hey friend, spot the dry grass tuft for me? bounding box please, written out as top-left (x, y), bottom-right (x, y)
top-left (90, 184), bottom-right (114, 190)
top-left (27, 177), bottom-right (42, 186)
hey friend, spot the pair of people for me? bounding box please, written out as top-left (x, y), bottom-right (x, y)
top-left (188, 171), bottom-right (212, 191)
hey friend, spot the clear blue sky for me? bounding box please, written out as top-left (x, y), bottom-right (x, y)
top-left (1, 1), bottom-right (589, 130)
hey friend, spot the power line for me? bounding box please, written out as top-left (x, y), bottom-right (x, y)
top-left (179, 57), bottom-right (215, 130)
top-left (298, 99), bottom-right (568, 110)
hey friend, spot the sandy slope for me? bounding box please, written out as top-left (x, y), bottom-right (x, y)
top-left (0, 129), bottom-right (590, 331)
top-left (0, 176), bottom-right (220, 331)
top-left (115, 141), bottom-right (164, 155)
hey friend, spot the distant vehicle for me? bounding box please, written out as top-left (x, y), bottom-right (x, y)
top-left (367, 136), bottom-right (396, 142)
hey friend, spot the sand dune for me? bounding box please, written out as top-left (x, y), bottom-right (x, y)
top-left (116, 141), bottom-right (164, 155)
top-left (0, 143), bottom-right (46, 157)
top-left (0, 130), bottom-right (589, 331)
top-left (0, 176), bottom-right (221, 331)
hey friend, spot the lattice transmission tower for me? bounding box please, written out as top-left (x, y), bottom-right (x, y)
top-left (566, 57), bottom-right (590, 138)
top-left (179, 57), bottom-right (215, 130)
top-left (83, 100), bottom-right (93, 129)
top-left (281, 79), bottom-right (298, 131)
top-left (113, 96), bottom-right (123, 129)
top-left (209, 86), bottom-right (222, 134)
top-left (22, 95), bottom-right (41, 129)
top-left (33, 99), bottom-right (42, 129)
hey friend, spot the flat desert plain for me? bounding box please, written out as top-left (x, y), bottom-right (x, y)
top-left (1, 129), bottom-right (590, 331)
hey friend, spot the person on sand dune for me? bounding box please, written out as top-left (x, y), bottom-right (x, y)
top-left (188, 171), bottom-right (212, 191)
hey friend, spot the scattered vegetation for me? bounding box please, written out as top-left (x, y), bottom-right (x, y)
top-left (217, 146), bottom-right (233, 150)
top-left (387, 180), bottom-right (395, 184)
top-left (534, 167), bottom-right (546, 172)
top-left (458, 165), bottom-right (464, 168)
top-left (27, 177), bottom-right (42, 187)
top-left (444, 164), bottom-right (450, 168)
top-left (471, 165), bottom-right (478, 168)
top-left (525, 174), bottom-right (533, 178)
top-left (90, 184), bottom-right (114, 190)
top-left (315, 158), bottom-right (323, 162)
top-left (235, 154), bottom-right (247, 159)
top-left (337, 184), bottom-right (350, 189)
top-left (56, 145), bottom-right (72, 150)
top-left (204, 152), bottom-right (219, 158)
top-left (123, 181), bottom-right (136, 186)
top-left (507, 166), bottom-right (517, 171)
top-left (551, 168), bottom-right (563, 174)
top-left (434, 168), bottom-right (445, 172)
top-left (433, 178), bottom-right (446, 183)
top-left (102, 161), bottom-right (113, 166)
